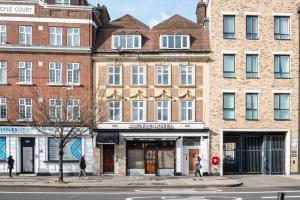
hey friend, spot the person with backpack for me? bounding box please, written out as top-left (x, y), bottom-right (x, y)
top-left (79, 155), bottom-right (87, 178)
top-left (194, 156), bottom-right (202, 180)
top-left (7, 155), bottom-right (14, 177)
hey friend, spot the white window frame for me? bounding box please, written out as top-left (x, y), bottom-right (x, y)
top-left (49, 99), bottom-right (62, 121)
top-left (50, 27), bottom-right (62, 46)
top-left (49, 62), bottom-right (62, 84)
top-left (131, 65), bottom-right (145, 86)
top-left (67, 99), bottom-right (80, 121)
top-left (55, 0), bottom-right (70, 4)
top-left (19, 98), bottom-right (32, 120)
top-left (131, 100), bottom-right (145, 122)
top-left (108, 101), bottom-right (121, 122)
top-left (156, 101), bottom-right (170, 122)
top-left (112, 35), bottom-right (142, 50)
top-left (67, 63), bottom-right (80, 85)
top-left (156, 65), bottom-right (170, 85)
top-left (0, 25), bottom-right (6, 44)
top-left (0, 98), bottom-right (7, 120)
top-left (180, 65), bottom-right (193, 85)
top-left (0, 61), bottom-right (7, 84)
top-left (19, 26), bottom-right (32, 45)
top-left (160, 35), bottom-right (190, 49)
top-left (108, 66), bottom-right (121, 85)
top-left (67, 28), bottom-right (80, 47)
top-left (180, 100), bottom-right (194, 122)
top-left (18, 62), bottom-right (32, 84)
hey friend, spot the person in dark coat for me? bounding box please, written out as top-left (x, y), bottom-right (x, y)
top-left (79, 155), bottom-right (87, 178)
top-left (7, 155), bottom-right (14, 177)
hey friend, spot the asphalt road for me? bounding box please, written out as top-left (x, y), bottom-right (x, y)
top-left (0, 187), bottom-right (299, 200)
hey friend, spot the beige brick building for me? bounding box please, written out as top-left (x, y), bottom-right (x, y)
top-left (206, 0), bottom-right (300, 175)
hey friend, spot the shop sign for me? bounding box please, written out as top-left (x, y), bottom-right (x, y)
top-left (0, 5), bottom-right (35, 15)
top-left (128, 124), bottom-right (174, 129)
top-left (0, 127), bottom-right (31, 134)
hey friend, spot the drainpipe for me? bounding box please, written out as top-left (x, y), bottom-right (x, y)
top-left (298, 7), bottom-right (300, 175)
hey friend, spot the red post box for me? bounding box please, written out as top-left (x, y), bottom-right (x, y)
top-left (211, 156), bottom-right (219, 165)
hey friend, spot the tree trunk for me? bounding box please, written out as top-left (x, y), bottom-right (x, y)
top-left (58, 141), bottom-right (64, 182)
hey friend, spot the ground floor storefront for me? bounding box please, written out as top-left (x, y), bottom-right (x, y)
top-left (0, 126), bottom-right (93, 175)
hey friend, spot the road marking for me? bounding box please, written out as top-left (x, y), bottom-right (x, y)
top-left (262, 196), bottom-right (300, 199)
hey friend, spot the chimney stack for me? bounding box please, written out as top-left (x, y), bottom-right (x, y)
top-left (196, 0), bottom-right (207, 26)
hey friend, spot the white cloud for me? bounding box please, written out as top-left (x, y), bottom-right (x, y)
top-left (148, 12), bottom-right (171, 28)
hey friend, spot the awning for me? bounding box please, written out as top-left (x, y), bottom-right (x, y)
top-left (96, 132), bottom-right (119, 144)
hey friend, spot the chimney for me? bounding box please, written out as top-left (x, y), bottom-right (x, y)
top-left (96, 4), bottom-right (110, 25)
top-left (196, 0), bottom-right (207, 26)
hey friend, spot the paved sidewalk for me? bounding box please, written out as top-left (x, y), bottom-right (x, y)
top-left (0, 175), bottom-right (242, 188)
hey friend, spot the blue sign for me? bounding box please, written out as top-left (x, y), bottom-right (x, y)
top-left (0, 127), bottom-right (31, 134)
top-left (0, 137), bottom-right (6, 160)
top-left (48, 138), bottom-right (82, 161)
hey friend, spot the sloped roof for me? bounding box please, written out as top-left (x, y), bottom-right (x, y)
top-left (152, 14), bottom-right (202, 30)
top-left (109, 14), bottom-right (150, 30)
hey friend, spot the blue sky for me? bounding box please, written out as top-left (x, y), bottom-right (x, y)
top-left (89, 0), bottom-right (198, 27)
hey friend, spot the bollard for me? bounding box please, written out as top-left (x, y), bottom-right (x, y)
top-left (277, 192), bottom-right (285, 200)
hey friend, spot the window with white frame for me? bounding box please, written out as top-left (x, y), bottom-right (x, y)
top-left (49, 99), bottom-right (62, 120)
top-left (55, 0), bottom-right (70, 4)
top-left (112, 35), bottom-right (141, 50)
top-left (67, 99), bottom-right (80, 121)
top-left (0, 98), bottom-right (7, 120)
top-left (19, 98), bottom-right (32, 120)
top-left (108, 101), bottom-right (121, 122)
top-left (274, 55), bottom-right (290, 78)
top-left (156, 66), bottom-right (169, 85)
top-left (108, 66), bottom-right (121, 85)
top-left (246, 54), bottom-right (258, 78)
top-left (246, 16), bottom-right (258, 39)
top-left (49, 62), bottom-right (62, 84)
top-left (50, 27), bottom-right (62, 46)
top-left (181, 100), bottom-right (193, 121)
top-left (67, 63), bottom-right (80, 85)
top-left (160, 35), bottom-right (190, 49)
top-left (274, 16), bottom-right (290, 40)
top-left (223, 15), bottom-right (235, 39)
top-left (67, 28), bottom-right (80, 46)
top-left (156, 101), bottom-right (169, 122)
top-left (223, 54), bottom-right (235, 78)
top-left (0, 25), bottom-right (6, 44)
top-left (274, 93), bottom-right (290, 120)
top-left (132, 100), bottom-right (144, 122)
top-left (132, 66), bottom-right (144, 85)
top-left (18, 62), bottom-right (32, 84)
top-left (19, 26), bottom-right (32, 45)
top-left (180, 66), bottom-right (193, 85)
top-left (0, 61), bottom-right (7, 84)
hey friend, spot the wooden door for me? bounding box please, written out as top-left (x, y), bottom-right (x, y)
top-left (189, 149), bottom-right (199, 174)
top-left (145, 147), bottom-right (156, 174)
top-left (103, 145), bottom-right (114, 173)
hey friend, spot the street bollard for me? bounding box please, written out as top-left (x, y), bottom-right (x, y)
top-left (277, 192), bottom-right (285, 200)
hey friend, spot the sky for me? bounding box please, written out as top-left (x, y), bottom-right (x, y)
top-left (88, 0), bottom-right (198, 27)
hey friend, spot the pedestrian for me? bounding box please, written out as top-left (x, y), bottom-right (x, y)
top-left (193, 156), bottom-right (202, 180)
top-left (7, 155), bottom-right (14, 178)
top-left (78, 155), bottom-right (87, 178)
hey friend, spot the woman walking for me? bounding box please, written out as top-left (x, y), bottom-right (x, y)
top-left (79, 155), bottom-right (87, 178)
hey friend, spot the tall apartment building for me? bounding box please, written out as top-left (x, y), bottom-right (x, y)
top-left (206, 0), bottom-right (299, 175)
top-left (93, 4), bottom-right (210, 176)
top-left (0, 0), bottom-right (99, 175)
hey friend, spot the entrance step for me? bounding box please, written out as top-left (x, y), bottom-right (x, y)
top-left (18, 174), bottom-right (37, 177)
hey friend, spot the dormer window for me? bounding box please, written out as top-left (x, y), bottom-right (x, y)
top-left (55, 0), bottom-right (70, 5)
top-left (112, 35), bottom-right (142, 50)
top-left (160, 35), bottom-right (190, 49)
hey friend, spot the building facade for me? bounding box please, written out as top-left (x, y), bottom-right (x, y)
top-left (207, 0), bottom-right (299, 175)
top-left (93, 7), bottom-right (210, 176)
top-left (0, 0), bottom-right (99, 175)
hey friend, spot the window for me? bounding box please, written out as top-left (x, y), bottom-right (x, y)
top-left (0, 61), bottom-right (7, 84)
top-left (160, 35), bottom-right (190, 49)
top-left (181, 100), bottom-right (193, 121)
top-left (0, 137), bottom-right (6, 160)
top-left (246, 16), bottom-right (258, 39)
top-left (0, 25), bottom-right (6, 44)
top-left (18, 62), bottom-right (32, 84)
top-left (108, 66), bottom-right (121, 85)
top-left (246, 55), bottom-right (258, 78)
top-left (156, 101), bottom-right (169, 122)
top-left (246, 93), bottom-right (258, 120)
top-left (132, 101), bottom-right (144, 122)
top-left (67, 28), bottom-right (80, 46)
top-left (49, 99), bottom-right (62, 120)
top-left (49, 62), bottom-right (62, 84)
top-left (50, 27), bottom-right (62, 46)
top-left (48, 138), bottom-right (81, 161)
top-left (180, 66), bottom-right (193, 85)
top-left (223, 93), bottom-right (235, 120)
top-left (274, 93), bottom-right (290, 120)
top-left (19, 26), bottom-right (32, 45)
top-left (223, 15), bottom-right (235, 39)
top-left (274, 55), bottom-right (290, 78)
top-left (132, 66), bottom-right (144, 85)
top-left (67, 99), bottom-right (80, 121)
top-left (0, 98), bottom-right (7, 120)
top-left (108, 101), bottom-right (121, 122)
top-left (223, 54), bottom-right (235, 78)
top-left (55, 0), bottom-right (70, 4)
top-left (67, 63), bottom-right (80, 85)
top-left (274, 16), bottom-right (290, 39)
top-left (19, 98), bottom-right (32, 120)
top-left (156, 66), bottom-right (169, 85)
top-left (112, 35), bottom-right (141, 49)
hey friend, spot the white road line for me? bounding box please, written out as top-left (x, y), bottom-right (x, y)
top-left (262, 196), bottom-right (300, 199)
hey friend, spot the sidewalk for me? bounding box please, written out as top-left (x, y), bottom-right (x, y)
top-left (0, 175), bottom-right (242, 188)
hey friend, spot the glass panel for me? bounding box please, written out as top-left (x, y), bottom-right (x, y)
top-left (158, 150), bottom-right (174, 169)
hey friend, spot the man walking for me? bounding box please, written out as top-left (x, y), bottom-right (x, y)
top-left (79, 155), bottom-right (87, 178)
top-left (7, 155), bottom-right (14, 177)
top-left (194, 156), bottom-right (202, 180)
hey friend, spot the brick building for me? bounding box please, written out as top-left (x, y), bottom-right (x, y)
top-left (93, 3), bottom-right (210, 176)
top-left (0, 0), bottom-right (100, 175)
top-left (206, 0), bottom-right (299, 175)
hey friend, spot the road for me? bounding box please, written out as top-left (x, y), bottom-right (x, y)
top-left (0, 187), bottom-right (299, 200)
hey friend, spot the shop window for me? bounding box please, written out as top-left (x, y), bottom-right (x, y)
top-left (158, 150), bottom-right (174, 169)
top-left (0, 137), bottom-right (6, 160)
top-left (183, 137), bottom-right (200, 146)
top-left (128, 149), bottom-right (144, 169)
top-left (48, 138), bottom-right (82, 161)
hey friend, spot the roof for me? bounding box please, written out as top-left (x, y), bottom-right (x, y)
top-left (152, 14), bottom-right (202, 30)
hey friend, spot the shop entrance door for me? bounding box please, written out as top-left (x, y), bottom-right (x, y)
top-left (103, 145), bottom-right (114, 173)
top-left (20, 138), bottom-right (35, 174)
top-left (189, 149), bottom-right (199, 174)
top-left (145, 145), bottom-right (156, 174)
